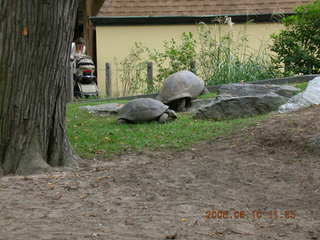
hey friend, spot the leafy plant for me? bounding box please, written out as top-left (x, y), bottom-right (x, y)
top-left (270, 0), bottom-right (320, 75)
top-left (118, 21), bottom-right (281, 96)
top-left (118, 42), bottom-right (149, 96)
top-left (148, 32), bottom-right (197, 85)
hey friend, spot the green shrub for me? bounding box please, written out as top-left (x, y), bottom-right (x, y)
top-left (148, 32), bottom-right (197, 85)
top-left (117, 42), bottom-right (149, 96)
top-left (270, 0), bottom-right (320, 75)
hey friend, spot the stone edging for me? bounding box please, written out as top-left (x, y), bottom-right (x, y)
top-left (76, 74), bottom-right (319, 104)
top-left (207, 74), bottom-right (319, 92)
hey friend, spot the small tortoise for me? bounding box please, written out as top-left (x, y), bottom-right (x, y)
top-left (117, 98), bottom-right (177, 124)
top-left (157, 70), bottom-right (208, 112)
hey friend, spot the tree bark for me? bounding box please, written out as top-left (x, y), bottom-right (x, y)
top-left (0, 0), bottom-right (79, 175)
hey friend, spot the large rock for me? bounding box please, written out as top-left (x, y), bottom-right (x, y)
top-left (195, 93), bottom-right (287, 120)
top-left (279, 77), bottom-right (320, 113)
top-left (188, 98), bottom-right (218, 112)
top-left (80, 103), bottom-right (124, 116)
top-left (218, 83), bottom-right (299, 98)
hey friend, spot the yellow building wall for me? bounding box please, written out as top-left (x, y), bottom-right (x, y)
top-left (96, 23), bottom-right (284, 97)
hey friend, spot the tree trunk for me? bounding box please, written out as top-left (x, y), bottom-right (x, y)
top-left (0, 0), bottom-right (79, 175)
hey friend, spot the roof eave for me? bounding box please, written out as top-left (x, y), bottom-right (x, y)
top-left (90, 13), bottom-right (294, 26)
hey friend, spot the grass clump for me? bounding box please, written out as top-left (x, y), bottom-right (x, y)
top-left (292, 82), bottom-right (308, 92)
top-left (198, 92), bottom-right (218, 99)
top-left (67, 99), bottom-right (267, 159)
top-left (197, 22), bottom-right (280, 86)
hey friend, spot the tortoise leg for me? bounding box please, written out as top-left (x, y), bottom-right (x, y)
top-left (158, 113), bottom-right (169, 123)
top-left (176, 98), bottom-right (186, 112)
top-left (117, 119), bottom-right (128, 124)
top-left (201, 87), bottom-right (209, 95)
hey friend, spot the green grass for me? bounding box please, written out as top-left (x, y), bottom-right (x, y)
top-left (67, 81), bottom-right (306, 160)
top-left (67, 99), bottom-right (267, 159)
top-left (292, 82), bottom-right (308, 92)
top-left (198, 92), bottom-right (218, 99)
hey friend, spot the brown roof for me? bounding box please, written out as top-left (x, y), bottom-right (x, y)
top-left (98, 0), bottom-right (314, 17)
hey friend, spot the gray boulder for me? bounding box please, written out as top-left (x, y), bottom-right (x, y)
top-left (194, 93), bottom-right (287, 121)
top-left (188, 98), bottom-right (218, 113)
top-left (80, 103), bottom-right (124, 116)
top-left (218, 83), bottom-right (299, 98)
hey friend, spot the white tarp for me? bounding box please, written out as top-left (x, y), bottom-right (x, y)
top-left (279, 76), bottom-right (320, 113)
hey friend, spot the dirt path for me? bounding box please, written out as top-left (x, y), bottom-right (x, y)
top-left (1, 107), bottom-right (320, 240)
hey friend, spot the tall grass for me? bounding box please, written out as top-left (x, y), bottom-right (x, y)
top-left (116, 43), bottom-right (149, 96)
top-left (197, 22), bottom-right (280, 85)
top-left (117, 20), bottom-right (282, 96)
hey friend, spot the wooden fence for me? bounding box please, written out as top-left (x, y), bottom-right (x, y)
top-left (104, 61), bottom-right (197, 97)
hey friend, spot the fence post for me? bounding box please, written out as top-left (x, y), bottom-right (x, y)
top-left (147, 62), bottom-right (153, 92)
top-left (105, 62), bottom-right (112, 97)
top-left (190, 60), bottom-right (197, 75)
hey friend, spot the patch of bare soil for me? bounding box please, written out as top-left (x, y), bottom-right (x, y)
top-left (1, 107), bottom-right (320, 240)
top-left (235, 105), bottom-right (320, 156)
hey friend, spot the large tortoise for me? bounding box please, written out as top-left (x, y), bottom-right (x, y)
top-left (117, 98), bottom-right (177, 124)
top-left (157, 70), bottom-right (208, 112)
